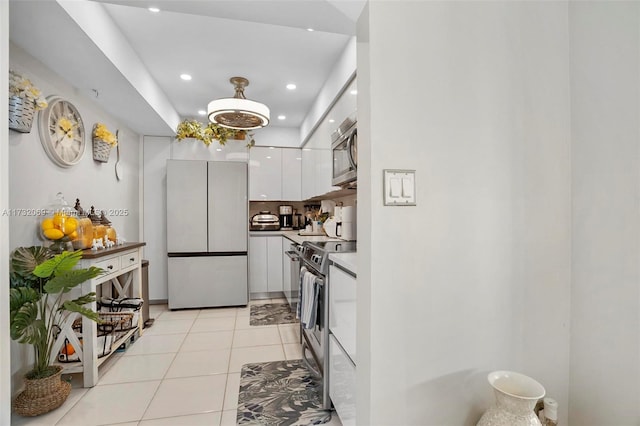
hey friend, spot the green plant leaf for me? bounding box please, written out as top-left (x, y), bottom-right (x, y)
top-left (62, 300), bottom-right (101, 323)
top-left (10, 246), bottom-right (53, 280)
top-left (43, 267), bottom-right (103, 294)
top-left (9, 287), bottom-right (45, 344)
top-left (33, 250), bottom-right (83, 278)
top-left (66, 292), bottom-right (97, 308)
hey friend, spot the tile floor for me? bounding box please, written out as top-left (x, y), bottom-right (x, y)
top-left (11, 299), bottom-right (343, 426)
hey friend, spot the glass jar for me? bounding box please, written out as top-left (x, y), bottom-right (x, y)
top-left (99, 210), bottom-right (117, 242)
top-left (39, 192), bottom-right (75, 253)
top-left (72, 199), bottom-right (94, 249)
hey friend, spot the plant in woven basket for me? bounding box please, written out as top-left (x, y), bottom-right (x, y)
top-left (175, 119), bottom-right (255, 147)
top-left (10, 248), bottom-right (104, 416)
top-left (93, 123), bottom-right (117, 147)
top-left (9, 70), bottom-right (48, 111)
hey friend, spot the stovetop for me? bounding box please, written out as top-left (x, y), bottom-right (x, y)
top-left (300, 240), bottom-right (356, 275)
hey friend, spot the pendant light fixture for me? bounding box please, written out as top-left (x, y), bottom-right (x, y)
top-left (208, 77), bottom-right (270, 130)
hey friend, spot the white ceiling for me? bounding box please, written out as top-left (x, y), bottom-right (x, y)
top-left (9, 0), bottom-right (363, 136)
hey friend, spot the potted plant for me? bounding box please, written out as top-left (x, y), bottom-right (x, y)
top-left (9, 247), bottom-right (103, 416)
top-left (92, 122), bottom-right (118, 162)
top-left (175, 119), bottom-right (255, 147)
top-left (8, 69), bottom-right (48, 133)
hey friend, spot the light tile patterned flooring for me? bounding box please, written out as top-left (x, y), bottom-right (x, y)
top-left (11, 299), bottom-right (343, 426)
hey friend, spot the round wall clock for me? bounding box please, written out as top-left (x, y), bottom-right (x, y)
top-left (38, 95), bottom-right (86, 168)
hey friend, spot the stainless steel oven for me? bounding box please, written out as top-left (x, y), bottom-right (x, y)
top-left (331, 115), bottom-right (357, 188)
top-left (298, 240), bottom-right (357, 411)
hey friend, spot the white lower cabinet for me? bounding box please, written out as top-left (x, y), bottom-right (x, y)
top-left (329, 334), bottom-right (356, 426)
top-left (249, 235), bottom-right (283, 296)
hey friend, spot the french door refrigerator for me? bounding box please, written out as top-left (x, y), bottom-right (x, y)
top-left (166, 160), bottom-right (248, 309)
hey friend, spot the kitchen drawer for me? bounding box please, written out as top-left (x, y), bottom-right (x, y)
top-left (329, 264), bottom-right (356, 360)
top-left (95, 256), bottom-right (120, 277)
top-left (120, 251), bottom-right (139, 269)
top-left (329, 334), bottom-right (356, 426)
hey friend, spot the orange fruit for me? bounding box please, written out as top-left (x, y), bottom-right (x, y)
top-left (43, 228), bottom-right (64, 240)
top-left (61, 342), bottom-right (75, 356)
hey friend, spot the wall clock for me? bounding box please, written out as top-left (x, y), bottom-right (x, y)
top-left (38, 95), bottom-right (86, 168)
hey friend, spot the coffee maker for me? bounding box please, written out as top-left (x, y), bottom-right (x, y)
top-left (279, 205), bottom-right (293, 230)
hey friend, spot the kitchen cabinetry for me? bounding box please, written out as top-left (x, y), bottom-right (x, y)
top-left (282, 148), bottom-right (302, 201)
top-left (328, 261), bottom-right (357, 425)
top-left (248, 235), bottom-right (283, 296)
top-left (249, 147), bottom-right (282, 200)
top-left (54, 243), bottom-right (145, 387)
top-left (249, 147), bottom-right (302, 201)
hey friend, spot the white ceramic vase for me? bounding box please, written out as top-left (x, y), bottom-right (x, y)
top-left (477, 371), bottom-right (546, 426)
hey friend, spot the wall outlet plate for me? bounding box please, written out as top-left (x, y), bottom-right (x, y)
top-left (383, 169), bottom-right (416, 206)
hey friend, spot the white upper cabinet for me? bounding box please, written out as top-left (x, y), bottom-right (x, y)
top-left (249, 147), bottom-right (282, 201)
top-left (282, 148), bottom-right (302, 201)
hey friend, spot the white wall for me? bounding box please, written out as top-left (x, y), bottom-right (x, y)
top-left (8, 44), bottom-right (141, 393)
top-left (357, 2), bottom-right (571, 424)
top-left (1, 0), bottom-right (11, 422)
top-left (569, 3), bottom-right (640, 424)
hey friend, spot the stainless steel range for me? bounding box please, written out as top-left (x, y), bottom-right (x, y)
top-left (299, 240), bottom-right (356, 410)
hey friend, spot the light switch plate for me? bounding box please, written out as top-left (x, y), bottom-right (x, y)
top-left (383, 169), bottom-right (416, 206)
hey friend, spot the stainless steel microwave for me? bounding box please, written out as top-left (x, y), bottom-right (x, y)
top-left (331, 117), bottom-right (357, 187)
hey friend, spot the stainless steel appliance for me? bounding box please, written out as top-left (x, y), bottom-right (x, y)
top-left (299, 240), bottom-right (357, 410)
top-left (284, 242), bottom-right (301, 312)
top-left (166, 160), bottom-right (248, 309)
top-left (331, 115), bottom-right (357, 187)
top-left (250, 211), bottom-right (280, 231)
top-left (279, 205), bottom-right (293, 230)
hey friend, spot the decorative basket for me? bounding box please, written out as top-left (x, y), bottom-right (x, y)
top-left (92, 136), bottom-right (112, 162)
top-left (12, 365), bottom-right (72, 417)
top-left (9, 95), bottom-right (36, 133)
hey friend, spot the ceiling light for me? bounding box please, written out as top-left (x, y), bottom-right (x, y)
top-left (180, 74), bottom-right (192, 81)
top-left (278, 115), bottom-right (286, 120)
top-left (148, 7), bottom-right (160, 12)
top-left (350, 89), bottom-right (357, 95)
top-left (198, 110), bottom-right (206, 116)
top-left (286, 83), bottom-right (297, 90)
top-left (307, 28), bottom-right (315, 32)
top-left (329, 119), bottom-right (335, 123)
top-left (208, 76), bottom-right (270, 130)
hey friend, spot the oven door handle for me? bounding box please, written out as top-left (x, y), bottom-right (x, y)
top-left (286, 251), bottom-right (299, 261)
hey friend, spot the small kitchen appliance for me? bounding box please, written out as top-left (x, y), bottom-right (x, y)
top-left (250, 211), bottom-right (280, 231)
top-left (279, 205), bottom-right (293, 230)
top-left (298, 240), bottom-right (357, 410)
top-left (334, 205), bottom-right (357, 241)
top-left (331, 114), bottom-right (357, 187)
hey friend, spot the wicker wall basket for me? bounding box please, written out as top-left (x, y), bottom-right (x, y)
top-left (12, 365), bottom-right (71, 417)
top-left (9, 95), bottom-right (36, 133)
top-left (92, 136), bottom-right (112, 162)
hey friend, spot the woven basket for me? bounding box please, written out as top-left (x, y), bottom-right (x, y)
top-left (13, 365), bottom-right (71, 416)
top-left (9, 95), bottom-right (36, 133)
top-left (92, 137), bottom-right (112, 162)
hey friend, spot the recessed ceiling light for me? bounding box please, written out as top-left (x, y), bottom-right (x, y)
top-left (197, 110), bottom-right (206, 116)
top-left (148, 7), bottom-right (160, 13)
top-left (278, 115), bottom-right (286, 120)
top-left (269, 147), bottom-right (275, 149)
top-left (286, 83), bottom-right (297, 90)
top-left (307, 28), bottom-right (314, 32)
top-left (328, 119), bottom-right (335, 123)
top-left (350, 89), bottom-right (357, 95)
top-left (180, 74), bottom-right (192, 81)
top-left (266, 156), bottom-right (272, 159)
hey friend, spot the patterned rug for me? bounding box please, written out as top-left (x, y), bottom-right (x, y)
top-left (237, 359), bottom-right (331, 425)
top-left (250, 303), bottom-right (299, 326)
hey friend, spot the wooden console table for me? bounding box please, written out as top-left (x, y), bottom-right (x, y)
top-left (51, 242), bottom-right (146, 387)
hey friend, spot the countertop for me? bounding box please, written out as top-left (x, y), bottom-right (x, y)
top-left (329, 252), bottom-right (357, 276)
top-left (249, 230), bottom-right (343, 245)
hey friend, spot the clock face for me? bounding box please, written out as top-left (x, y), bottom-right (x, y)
top-left (38, 95), bottom-right (86, 168)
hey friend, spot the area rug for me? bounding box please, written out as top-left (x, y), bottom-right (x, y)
top-left (237, 359), bottom-right (331, 425)
top-left (250, 303), bottom-right (299, 326)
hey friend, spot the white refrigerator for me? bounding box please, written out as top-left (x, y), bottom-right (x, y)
top-left (166, 160), bottom-right (248, 309)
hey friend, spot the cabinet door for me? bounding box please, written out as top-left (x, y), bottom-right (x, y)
top-left (266, 236), bottom-right (283, 292)
top-left (282, 148), bottom-right (302, 201)
top-left (248, 237), bottom-right (268, 293)
top-left (301, 148), bottom-right (315, 200)
top-left (166, 160), bottom-right (208, 252)
top-left (249, 147), bottom-right (282, 201)
top-left (208, 161), bottom-right (247, 252)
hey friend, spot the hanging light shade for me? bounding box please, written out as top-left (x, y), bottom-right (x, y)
top-left (208, 76), bottom-right (270, 130)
